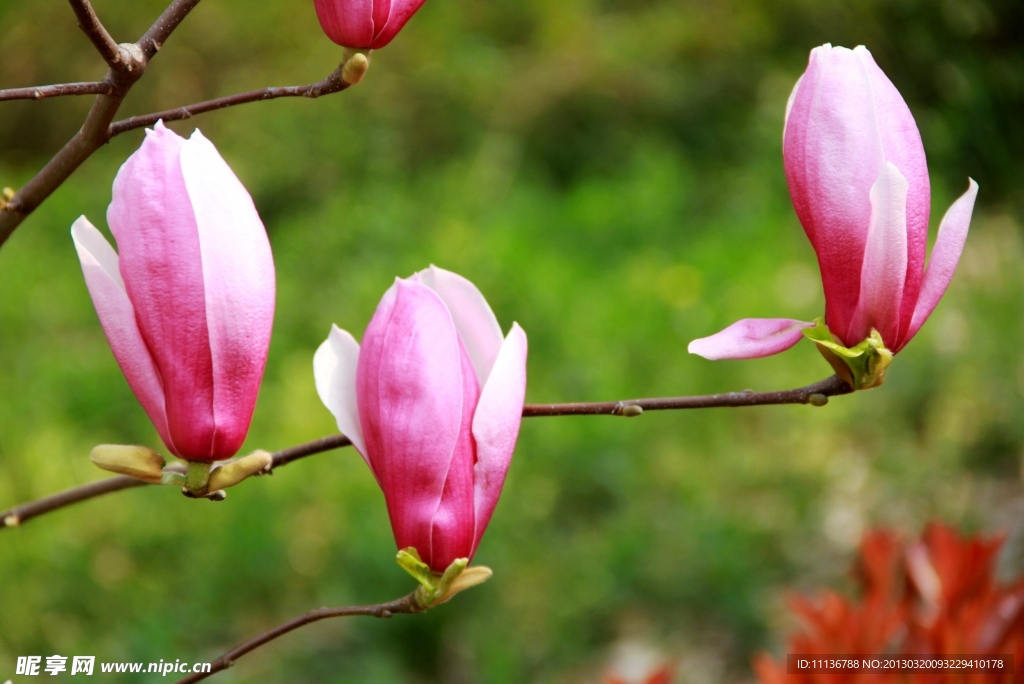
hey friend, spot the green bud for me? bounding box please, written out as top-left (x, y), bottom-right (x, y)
top-left (396, 548), bottom-right (493, 608)
top-left (802, 318), bottom-right (892, 390)
top-left (342, 52), bottom-right (370, 85)
top-left (90, 444), bottom-right (166, 483)
top-left (208, 450), bottom-right (273, 491)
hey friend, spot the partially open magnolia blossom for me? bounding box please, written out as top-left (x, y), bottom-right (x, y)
top-left (314, 0), bottom-right (427, 49)
top-left (314, 266), bottom-right (528, 573)
top-left (72, 122), bottom-right (275, 462)
top-left (689, 44), bottom-right (978, 389)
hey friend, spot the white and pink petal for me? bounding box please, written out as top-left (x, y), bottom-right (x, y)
top-left (688, 318), bottom-right (813, 360)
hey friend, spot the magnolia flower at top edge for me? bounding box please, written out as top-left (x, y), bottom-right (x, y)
top-left (314, 0), bottom-right (428, 49)
top-left (72, 121), bottom-right (275, 461)
top-left (313, 266), bottom-right (528, 572)
top-left (688, 44), bottom-right (978, 389)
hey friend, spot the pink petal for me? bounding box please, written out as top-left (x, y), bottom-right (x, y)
top-left (180, 129), bottom-right (275, 459)
top-left (470, 322), bottom-right (527, 558)
top-left (71, 217), bottom-right (173, 452)
top-left (427, 337), bottom-right (480, 570)
top-left (902, 179), bottom-right (978, 348)
top-left (847, 162), bottom-right (909, 347)
top-left (688, 318), bottom-right (812, 360)
top-left (784, 45), bottom-right (926, 345)
top-left (370, 0), bottom-right (427, 48)
top-left (854, 46), bottom-right (931, 344)
top-left (357, 279), bottom-right (464, 560)
top-left (416, 265), bottom-right (504, 386)
top-left (313, 324), bottom-right (368, 463)
top-left (314, 0), bottom-right (375, 48)
top-left (107, 122), bottom-right (215, 460)
top-left (372, 0), bottom-right (392, 36)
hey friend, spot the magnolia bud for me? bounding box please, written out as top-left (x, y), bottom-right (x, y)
top-left (90, 444), bottom-right (166, 483)
top-left (208, 450), bottom-right (274, 491)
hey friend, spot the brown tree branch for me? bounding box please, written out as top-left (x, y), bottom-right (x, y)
top-left (0, 434), bottom-right (352, 530)
top-left (175, 591), bottom-right (423, 683)
top-left (67, 0), bottom-right (122, 67)
top-left (0, 377), bottom-right (848, 532)
top-left (138, 0), bottom-right (205, 60)
top-left (522, 374), bottom-right (851, 416)
top-left (0, 81), bottom-right (113, 102)
top-left (0, 0), bottom-right (205, 249)
top-left (109, 65), bottom-right (350, 137)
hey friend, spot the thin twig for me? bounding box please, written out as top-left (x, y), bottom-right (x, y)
top-left (0, 434), bottom-right (352, 531)
top-left (67, 0), bottom-right (122, 67)
top-left (0, 81), bottom-right (114, 102)
top-left (108, 65), bottom-right (349, 137)
top-left (175, 591), bottom-right (423, 683)
top-left (522, 374), bottom-right (851, 416)
top-left (0, 377), bottom-right (848, 532)
top-left (0, 0), bottom-right (204, 249)
top-left (138, 0), bottom-right (205, 59)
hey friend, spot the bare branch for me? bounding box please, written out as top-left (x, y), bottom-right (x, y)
top-left (138, 0), bottom-right (204, 59)
top-left (522, 374), bottom-right (852, 416)
top-left (175, 591), bottom-right (423, 684)
top-left (0, 434), bottom-right (352, 531)
top-left (0, 377), bottom-right (849, 531)
top-left (109, 65), bottom-right (350, 137)
top-left (0, 0), bottom-right (203, 248)
top-left (67, 0), bottom-right (122, 67)
top-left (0, 59), bottom-right (349, 249)
top-left (0, 81), bottom-right (113, 102)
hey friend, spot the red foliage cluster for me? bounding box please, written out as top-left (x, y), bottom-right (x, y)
top-left (755, 524), bottom-right (1024, 684)
top-left (603, 666), bottom-right (673, 684)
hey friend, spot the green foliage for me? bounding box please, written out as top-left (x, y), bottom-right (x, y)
top-left (2, 0), bottom-right (1024, 681)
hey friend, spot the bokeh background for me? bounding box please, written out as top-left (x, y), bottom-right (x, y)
top-left (2, 0), bottom-right (1024, 681)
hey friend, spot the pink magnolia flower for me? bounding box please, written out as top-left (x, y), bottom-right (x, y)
top-left (72, 122), bottom-right (275, 462)
top-left (689, 45), bottom-right (978, 381)
top-left (314, 266), bottom-right (528, 572)
top-left (314, 0), bottom-right (427, 49)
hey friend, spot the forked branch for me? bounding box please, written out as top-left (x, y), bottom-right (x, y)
top-left (0, 376), bottom-right (850, 532)
top-left (67, 0), bottom-right (121, 67)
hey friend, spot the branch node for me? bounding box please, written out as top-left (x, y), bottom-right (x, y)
top-left (117, 43), bottom-right (147, 74)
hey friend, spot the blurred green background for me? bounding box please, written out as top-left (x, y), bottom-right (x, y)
top-left (2, 0), bottom-right (1024, 681)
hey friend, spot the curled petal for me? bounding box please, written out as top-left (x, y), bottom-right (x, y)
top-left (471, 323), bottom-right (527, 557)
top-left (371, 0), bottom-right (427, 48)
top-left (903, 179), bottom-right (979, 347)
top-left (847, 162), bottom-right (909, 347)
top-left (427, 339), bottom-right (480, 570)
top-left (181, 129), bottom-right (275, 459)
top-left (314, 325), bottom-right (368, 462)
top-left (107, 121), bottom-right (215, 459)
top-left (357, 280), bottom-right (464, 557)
top-left (416, 265), bottom-right (504, 386)
top-left (71, 217), bottom-right (173, 450)
top-left (688, 318), bottom-right (812, 360)
top-left (314, 0), bottom-right (375, 48)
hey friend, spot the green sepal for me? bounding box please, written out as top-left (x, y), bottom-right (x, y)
top-left (160, 470), bottom-right (187, 487)
top-left (801, 317), bottom-right (893, 390)
top-left (396, 549), bottom-right (493, 608)
top-left (396, 548), bottom-right (436, 590)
